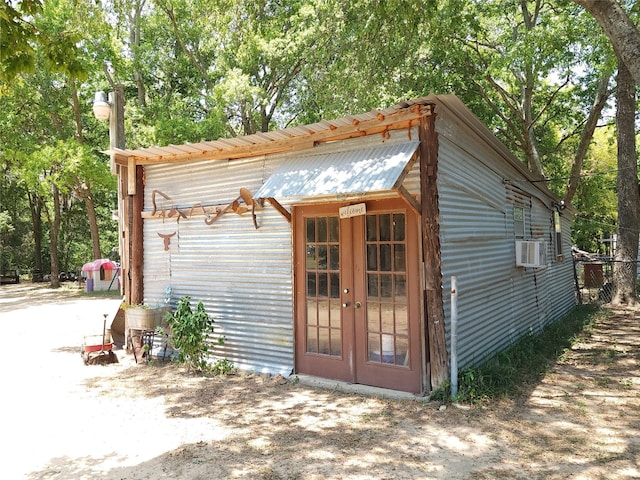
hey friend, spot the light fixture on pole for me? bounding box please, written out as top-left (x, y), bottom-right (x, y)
top-left (92, 91), bottom-right (111, 120)
top-left (93, 90), bottom-right (116, 174)
top-left (92, 87), bottom-right (125, 177)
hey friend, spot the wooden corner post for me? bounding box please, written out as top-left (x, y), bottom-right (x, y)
top-left (419, 107), bottom-right (448, 390)
top-left (121, 161), bottom-right (144, 305)
top-left (131, 164), bottom-right (144, 304)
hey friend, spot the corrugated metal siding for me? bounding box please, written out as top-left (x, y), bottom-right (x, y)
top-left (530, 198), bottom-right (553, 325)
top-left (143, 159), bottom-right (294, 375)
top-left (434, 111), bottom-right (576, 370)
top-left (436, 135), bottom-right (533, 368)
top-left (137, 105), bottom-right (578, 380)
top-left (534, 204), bottom-right (577, 323)
top-left (143, 157), bottom-right (273, 210)
top-left (140, 129), bottom-right (417, 376)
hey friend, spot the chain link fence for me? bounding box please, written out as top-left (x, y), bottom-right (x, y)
top-left (573, 256), bottom-right (639, 304)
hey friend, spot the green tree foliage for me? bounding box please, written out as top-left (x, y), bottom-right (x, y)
top-left (1, 0), bottom-right (90, 80)
top-left (0, 0), bottom-right (43, 78)
top-left (131, 0), bottom-right (344, 137)
top-left (0, 210), bottom-right (16, 271)
top-left (18, 139), bottom-right (115, 283)
top-left (573, 0), bottom-right (640, 85)
top-left (571, 128), bottom-right (618, 253)
top-left (1, 1), bottom-right (117, 279)
top-left (423, 0), bottom-right (615, 183)
top-left (0, 0), bottom-right (625, 283)
top-left (571, 0), bottom-right (640, 305)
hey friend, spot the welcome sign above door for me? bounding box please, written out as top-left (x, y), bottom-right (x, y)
top-left (339, 203), bottom-right (366, 219)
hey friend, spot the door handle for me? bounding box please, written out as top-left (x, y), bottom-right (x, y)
top-left (343, 301), bottom-right (362, 308)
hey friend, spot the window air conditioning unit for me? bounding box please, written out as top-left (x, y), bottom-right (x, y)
top-left (515, 240), bottom-right (547, 268)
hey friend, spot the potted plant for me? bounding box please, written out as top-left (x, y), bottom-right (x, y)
top-left (124, 303), bottom-right (172, 331)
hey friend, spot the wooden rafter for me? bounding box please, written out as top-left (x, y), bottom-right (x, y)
top-left (265, 198), bottom-right (292, 223)
top-left (113, 106), bottom-right (434, 167)
top-left (395, 186), bottom-right (421, 215)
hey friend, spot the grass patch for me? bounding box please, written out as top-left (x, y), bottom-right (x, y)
top-left (434, 304), bottom-right (606, 404)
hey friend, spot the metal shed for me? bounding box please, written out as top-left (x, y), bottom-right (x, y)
top-left (110, 94), bottom-right (576, 394)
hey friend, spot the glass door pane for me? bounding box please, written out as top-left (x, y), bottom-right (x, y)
top-left (305, 216), bottom-right (341, 356)
top-left (365, 213), bottom-right (408, 366)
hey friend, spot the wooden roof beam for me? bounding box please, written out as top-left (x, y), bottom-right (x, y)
top-left (113, 105), bottom-right (433, 167)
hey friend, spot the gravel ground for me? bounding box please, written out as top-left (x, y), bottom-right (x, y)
top-left (1, 283), bottom-right (638, 480)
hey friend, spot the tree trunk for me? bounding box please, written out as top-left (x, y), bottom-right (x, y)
top-left (611, 59), bottom-right (639, 305)
top-left (573, 0), bottom-right (640, 86)
top-left (564, 72), bottom-right (612, 205)
top-left (27, 191), bottom-right (43, 280)
top-left (68, 76), bottom-right (102, 260)
top-left (520, 2), bottom-right (545, 179)
top-left (129, 0), bottom-right (147, 108)
top-left (49, 184), bottom-right (61, 289)
top-left (522, 100), bottom-right (544, 178)
top-left (85, 193), bottom-right (102, 260)
top-left (70, 79), bottom-right (83, 142)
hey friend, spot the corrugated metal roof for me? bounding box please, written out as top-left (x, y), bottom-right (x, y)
top-left (254, 141), bottom-right (419, 200)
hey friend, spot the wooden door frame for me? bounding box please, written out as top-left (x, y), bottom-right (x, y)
top-left (293, 203), bottom-right (356, 382)
top-left (351, 199), bottom-right (423, 392)
top-left (293, 198), bottom-right (424, 393)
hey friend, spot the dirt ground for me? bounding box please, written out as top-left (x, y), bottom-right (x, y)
top-left (1, 283), bottom-right (638, 480)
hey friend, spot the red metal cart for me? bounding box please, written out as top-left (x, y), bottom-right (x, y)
top-left (82, 313), bottom-right (118, 365)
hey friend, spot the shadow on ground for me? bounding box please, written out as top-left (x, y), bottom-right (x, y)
top-left (24, 305), bottom-right (640, 480)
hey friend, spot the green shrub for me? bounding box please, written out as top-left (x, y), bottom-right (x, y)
top-left (166, 296), bottom-right (232, 373)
